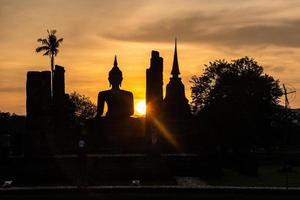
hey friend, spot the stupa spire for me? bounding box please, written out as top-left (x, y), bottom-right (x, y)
top-left (171, 38), bottom-right (180, 78)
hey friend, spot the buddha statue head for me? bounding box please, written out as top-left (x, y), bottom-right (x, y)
top-left (108, 56), bottom-right (123, 89)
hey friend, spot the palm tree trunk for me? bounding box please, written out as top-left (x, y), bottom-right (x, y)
top-left (51, 54), bottom-right (54, 99)
top-left (51, 54), bottom-right (54, 73)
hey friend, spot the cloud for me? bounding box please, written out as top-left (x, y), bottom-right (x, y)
top-left (0, 87), bottom-right (24, 93)
top-left (104, 13), bottom-right (300, 48)
top-left (103, 14), bottom-right (217, 43)
top-left (213, 21), bottom-right (300, 47)
top-left (269, 66), bottom-right (286, 73)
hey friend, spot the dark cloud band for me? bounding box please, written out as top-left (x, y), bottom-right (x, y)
top-left (104, 14), bottom-right (300, 48)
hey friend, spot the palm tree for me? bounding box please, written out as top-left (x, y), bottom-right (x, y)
top-left (36, 30), bottom-right (63, 96)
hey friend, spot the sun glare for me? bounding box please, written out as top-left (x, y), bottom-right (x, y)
top-left (135, 100), bottom-right (146, 115)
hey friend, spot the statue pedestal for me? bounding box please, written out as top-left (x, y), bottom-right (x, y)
top-left (87, 117), bottom-right (145, 153)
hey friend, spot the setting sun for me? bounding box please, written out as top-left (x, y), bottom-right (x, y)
top-left (135, 100), bottom-right (146, 115)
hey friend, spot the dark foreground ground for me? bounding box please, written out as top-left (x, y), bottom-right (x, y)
top-left (2, 153), bottom-right (300, 199)
top-left (2, 154), bottom-right (300, 187)
top-left (1, 186), bottom-right (300, 200)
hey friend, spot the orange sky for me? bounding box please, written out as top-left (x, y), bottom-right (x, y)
top-left (1, 0), bottom-right (300, 115)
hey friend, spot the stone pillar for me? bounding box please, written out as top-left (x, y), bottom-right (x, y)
top-left (26, 71), bottom-right (52, 156)
top-left (146, 51), bottom-right (163, 150)
top-left (53, 65), bottom-right (65, 126)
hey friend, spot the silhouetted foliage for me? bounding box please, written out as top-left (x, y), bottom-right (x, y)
top-left (36, 29), bottom-right (63, 75)
top-left (0, 111), bottom-right (13, 119)
top-left (270, 107), bottom-right (300, 146)
top-left (191, 57), bottom-right (282, 113)
top-left (0, 111), bottom-right (25, 156)
top-left (69, 92), bottom-right (97, 122)
top-left (190, 57), bottom-right (283, 149)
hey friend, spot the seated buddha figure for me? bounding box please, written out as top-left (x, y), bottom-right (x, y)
top-left (96, 56), bottom-right (134, 119)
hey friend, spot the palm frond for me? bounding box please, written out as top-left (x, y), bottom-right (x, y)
top-left (43, 50), bottom-right (50, 56)
top-left (37, 38), bottom-right (49, 46)
top-left (56, 38), bottom-right (63, 44)
top-left (55, 38), bottom-right (63, 47)
top-left (48, 35), bottom-right (57, 45)
top-left (37, 29), bottom-right (62, 58)
top-left (57, 38), bottom-right (63, 43)
top-left (36, 46), bottom-right (49, 53)
top-left (48, 29), bottom-right (56, 35)
top-left (54, 49), bottom-right (59, 56)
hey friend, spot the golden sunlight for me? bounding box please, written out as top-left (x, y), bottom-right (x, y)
top-left (135, 100), bottom-right (146, 115)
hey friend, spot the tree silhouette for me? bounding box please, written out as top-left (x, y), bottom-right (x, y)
top-left (69, 92), bottom-right (97, 123)
top-left (190, 57), bottom-right (283, 149)
top-left (36, 30), bottom-right (63, 94)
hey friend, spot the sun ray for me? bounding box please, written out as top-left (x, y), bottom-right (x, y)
top-left (151, 116), bottom-right (181, 151)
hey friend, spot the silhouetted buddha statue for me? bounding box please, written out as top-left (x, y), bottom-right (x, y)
top-left (96, 56), bottom-right (134, 119)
